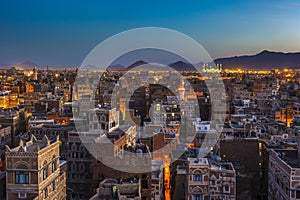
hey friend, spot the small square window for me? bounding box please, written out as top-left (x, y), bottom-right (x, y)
top-left (211, 180), bottom-right (216, 185)
top-left (224, 185), bottom-right (230, 193)
top-left (18, 193), bottom-right (27, 199)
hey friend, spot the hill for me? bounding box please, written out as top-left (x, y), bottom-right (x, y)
top-left (214, 50), bottom-right (300, 69)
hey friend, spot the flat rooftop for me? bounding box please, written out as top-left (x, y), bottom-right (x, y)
top-left (275, 149), bottom-right (299, 168)
top-left (188, 157), bottom-right (209, 165)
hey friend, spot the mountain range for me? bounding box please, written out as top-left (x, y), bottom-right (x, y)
top-left (105, 50), bottom-right (300, 70)
top-left (214, 50), bottom-right (300, 69)
top-left (1, 50), bottom-right (300, 70)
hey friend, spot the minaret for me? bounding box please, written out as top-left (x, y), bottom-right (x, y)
top-left (69, 73), bottom-right (76, 101)
top-left (178, 80), bottom-right (185, 102)
top-left (32, 67), bottom-right (38, 80)
top-left (145, 84), bottom-right (151, 118)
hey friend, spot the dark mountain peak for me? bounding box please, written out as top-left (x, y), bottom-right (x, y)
top-left (170, 61), bottom-right (187, 65)
top-left (258, 50), bottom-right (284, 56)
top-left (169, 61), bottom-right (197, 71)
top-left (126, 60), bottom-right (148, 70)
top-left (169, 61), bottom-right (194, 67)
top-left (258, 50), bottom-right (271, 54)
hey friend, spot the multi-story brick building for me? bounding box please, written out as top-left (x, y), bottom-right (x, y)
top-left (29, 123), bottom-right (76, 160)
top-left (268, 148), bottom-right (300, 199)
top-left (5, 134), bottom-right (66, 200)
top-left (92, 124), bottom-right (152, 200)
top-left (294, 102), bottom-right (300, 118)
top-left (24, 92), bottom-right (51, 113)
top-left (151, 160), bottom-right (164, 200)
top-left (89, 107), bottom-right (120, 134)
top-left (0, 108), bottom-right (22, 146)
top-left (0, 125), bottom-right (11, 147)
top-left (186, 157), bottom-right (236, 200)
top-left (192, 119), bottom-right (218, 151)
top-left (66, 130), bottom-right (96, 200)
top-left (0, 125), bottom-right (11, 171)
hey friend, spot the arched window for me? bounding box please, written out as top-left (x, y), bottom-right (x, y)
top-left (193, 171), bottom-right (203, 182)
top-left (43, 161), bottom-right (48, 180)
top-left (52, 162), bottom-right (56, 173)
top-left (100, 115), bottom-right (106, 122)
top-left (79, 144), bottom-right (85, 151)
top-left (79, 163), bottom-right (85, 171)
top-left (210, 175), bottom-right (217, 186)
top-left (43, 168), bottom-right (47, 180)
top-left (15, 163), bottom-right (30, 169)
top-left (71, 143), bottom-right (77, 151)
top-left (71, 162), bottom-right (77, 172)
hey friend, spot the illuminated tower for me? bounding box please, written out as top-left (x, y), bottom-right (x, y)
top-left (68, 71), bottom-right (76, 101)
top-left (32, 67), bottom-right (38, 80)
top-left (178, 80), bottom-right (185, 102)
top-left (217, 63), bottom-right (223, 72)
top-left (145, 84), bottom-right (151, 118)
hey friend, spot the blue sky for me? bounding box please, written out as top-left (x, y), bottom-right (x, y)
top-left (0, 0), bottom-right (300, 66)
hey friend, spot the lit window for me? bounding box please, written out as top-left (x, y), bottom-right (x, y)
top-left (193, 194), bottom-right (203, 200)
top-left (18, 193), bottom-right (27, 199)
top-left (193, 174), bottom-right (202, 182)
top-left (15, 172), bottom-right (29, 184)
top-left (43, 168), bottom-right (47, 180)
top-left (52, 162), bottom-right (56, 173)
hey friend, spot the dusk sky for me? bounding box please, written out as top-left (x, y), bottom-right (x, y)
top-left (0, 0), bottom-right (300, 66)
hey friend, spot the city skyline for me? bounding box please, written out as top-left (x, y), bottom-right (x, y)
top-left (1, 0), bottom-right (300, 66)
top-left (1, 1), bottom-right (300, 200)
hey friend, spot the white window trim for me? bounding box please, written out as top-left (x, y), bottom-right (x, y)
top-left (18, 193), bottom-right (27, 199)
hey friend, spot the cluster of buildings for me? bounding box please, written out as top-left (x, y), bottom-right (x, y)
top-left (0, 65), bottom-right (299, 200)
